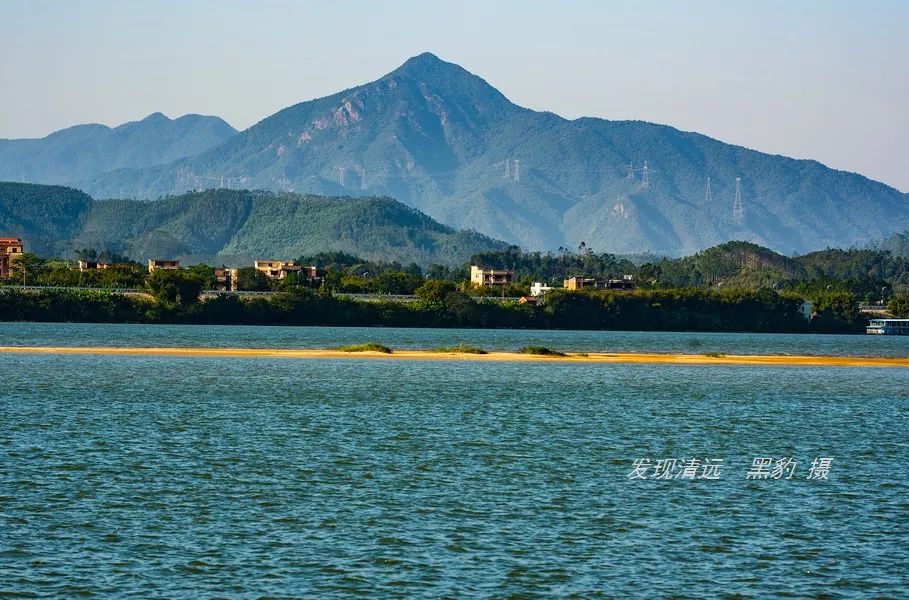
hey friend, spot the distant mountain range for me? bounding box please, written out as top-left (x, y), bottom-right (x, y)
top-left (0, 182), bottom-right (507, 266)
top-left (0, 113), bottom-right (236, 185)
top-left (3, 53), bottom-right (907, 256)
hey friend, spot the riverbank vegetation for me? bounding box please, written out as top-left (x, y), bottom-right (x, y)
top-left (6, 240), bottom-right (906, 300)
top-left (0, 285), bottom-right (861, 333)
top-left (3, 239), bottom-right (906, 332)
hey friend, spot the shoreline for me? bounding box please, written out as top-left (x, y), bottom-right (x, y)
top-left (0, 346), bottom-right (907, 367)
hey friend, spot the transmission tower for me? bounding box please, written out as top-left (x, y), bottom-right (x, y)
top-left (360, 167), bottom-right (367, 189)
top-left (513, 159), bottom-right (520, 182)
top-left (704, 176), bottom-right (713, 204)
top-left (626, 162), bottom-right (635, 180)
top-left (337, 167), bottom-right (346, 187)
top-left (504, 159), bottom-right (511, 179)
top-left (641, 161), bottom-right (651, 190)
top-left (732, 177), bottom-right (744, 223)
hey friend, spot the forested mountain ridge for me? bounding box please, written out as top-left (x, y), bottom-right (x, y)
top-left (0, 113), bottom-right (237, 187)
top-left (71, 53), bottom-right (908, 255)
top-left (469, 240), bottom-right (909, 296)
top-left (0, 182), bottom-right (508, 266)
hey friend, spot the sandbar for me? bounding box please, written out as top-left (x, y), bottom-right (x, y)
top-left (0, 346), bottom-right (907, 367)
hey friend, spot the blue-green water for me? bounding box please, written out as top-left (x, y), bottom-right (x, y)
top-left (3, 321), bottom-right (909, 356)
top-left (1, 324), bottom-right (907, 597)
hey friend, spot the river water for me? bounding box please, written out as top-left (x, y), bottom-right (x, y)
top-left (1, 323), bottom-right (907, 597)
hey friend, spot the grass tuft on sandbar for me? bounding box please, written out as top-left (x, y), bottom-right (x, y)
top-left (429, 344), bottom-right (489, 355)
top-left (336, 343), bottom-right (393, 354)
top-left (518, 346), bottom-right (567, 357)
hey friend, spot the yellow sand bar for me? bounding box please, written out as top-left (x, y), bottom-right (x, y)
top-left (0, 346), bottom-right (907, 367)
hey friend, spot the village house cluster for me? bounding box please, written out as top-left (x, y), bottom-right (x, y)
top-left (0, 240), bottom-right (834, 325)
top-left (44, 249), bottom-right (325, 291)
top-left (469, 264), bottom-right (637, 305)
top-left (469, 265), bottom-right (637, 295)
top-left (145, 258), bottom-right (324, 291)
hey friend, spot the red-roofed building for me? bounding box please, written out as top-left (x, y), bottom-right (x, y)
top-left (0, 237), bottom-right (23, 279)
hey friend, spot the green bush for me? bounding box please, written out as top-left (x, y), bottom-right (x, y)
top-left (429, 344), bottom-right (488, 354)
top-left (888, 293), bottom-right (909, 318)
top-left (335, 343), bottom-right (393, 353)
top-left (518, 346), bottom-right (566, 357)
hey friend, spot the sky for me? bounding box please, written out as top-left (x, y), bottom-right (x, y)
top-left (1, 0), bottom-right (907, 191)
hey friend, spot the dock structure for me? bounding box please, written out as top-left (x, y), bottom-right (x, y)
top-left (866, 319), bottom-right (909, 335)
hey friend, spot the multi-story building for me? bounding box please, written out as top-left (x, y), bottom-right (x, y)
top-left (0, 237), bottom-right (24, 280)
top-left (298, 265), bottom-right (324, 287)
top-left (148, 259), bottom-right (181, 273)
top-left (606, 275), bottom-right (636, 291)
top-left (253, 261), bottom-right (324, 286)
top-left (214, 267), bottom-right (239, 292)
top-left (530, 282), bottom-right (554, 297)
top-left (78, 260), bottom-right (111, 272)
top-left (563, 276), bottom-right (606, 291)
top-left (470, 265), bottom-right (515, 287)
top-left (564, 275), bottom-right (636, 291)
top-left (254, 260), bottom-right (303, 280)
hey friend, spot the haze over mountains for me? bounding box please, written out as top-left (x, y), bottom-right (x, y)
top-left (3, 53), bottom-right (907, 256)
top-left (0, 113), bottom-right (237, 185)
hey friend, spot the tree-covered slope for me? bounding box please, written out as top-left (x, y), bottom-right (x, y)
top-left (74, 53), bottom-right (909, 255)
top-left (0, 113), bottom-right (237, 186)
top-left (0, 182), bottom-right (94, 255)
top-left (0, 183), bottom-right (508, 265)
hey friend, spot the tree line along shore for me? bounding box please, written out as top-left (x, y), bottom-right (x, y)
top-left (0, 284), bottom-right (874, 334)
top-left (1, 240), bottom-right (907, 333)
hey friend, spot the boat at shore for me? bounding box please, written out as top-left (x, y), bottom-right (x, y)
top-left (866, 318), bottom-right (909, 335)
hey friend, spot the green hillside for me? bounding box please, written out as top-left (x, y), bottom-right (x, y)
top-left (0, 182), bottom-right (508, 266)
top-left (0, 182), bottom-right (94, 253)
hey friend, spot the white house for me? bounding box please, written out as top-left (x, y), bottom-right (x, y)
top-left (530, 282), bottom-right (554, 297)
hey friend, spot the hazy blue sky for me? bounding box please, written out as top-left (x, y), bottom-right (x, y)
top-left (2, 0), bottom-right (907, 190)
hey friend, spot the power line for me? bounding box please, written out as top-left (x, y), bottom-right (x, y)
top-left (732, 177), bottom-right (744, 223)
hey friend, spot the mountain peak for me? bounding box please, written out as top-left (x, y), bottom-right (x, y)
top-left (398, 52), bottom-right (444, 70)
top-left (382, 52), bottom-right (513, 110)
top-left (388, 52), bottom-right (468, 81)
top-left (141, 112), bottom-right (169, 122)
top-left (49, 54), bottom-right (908, 257)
